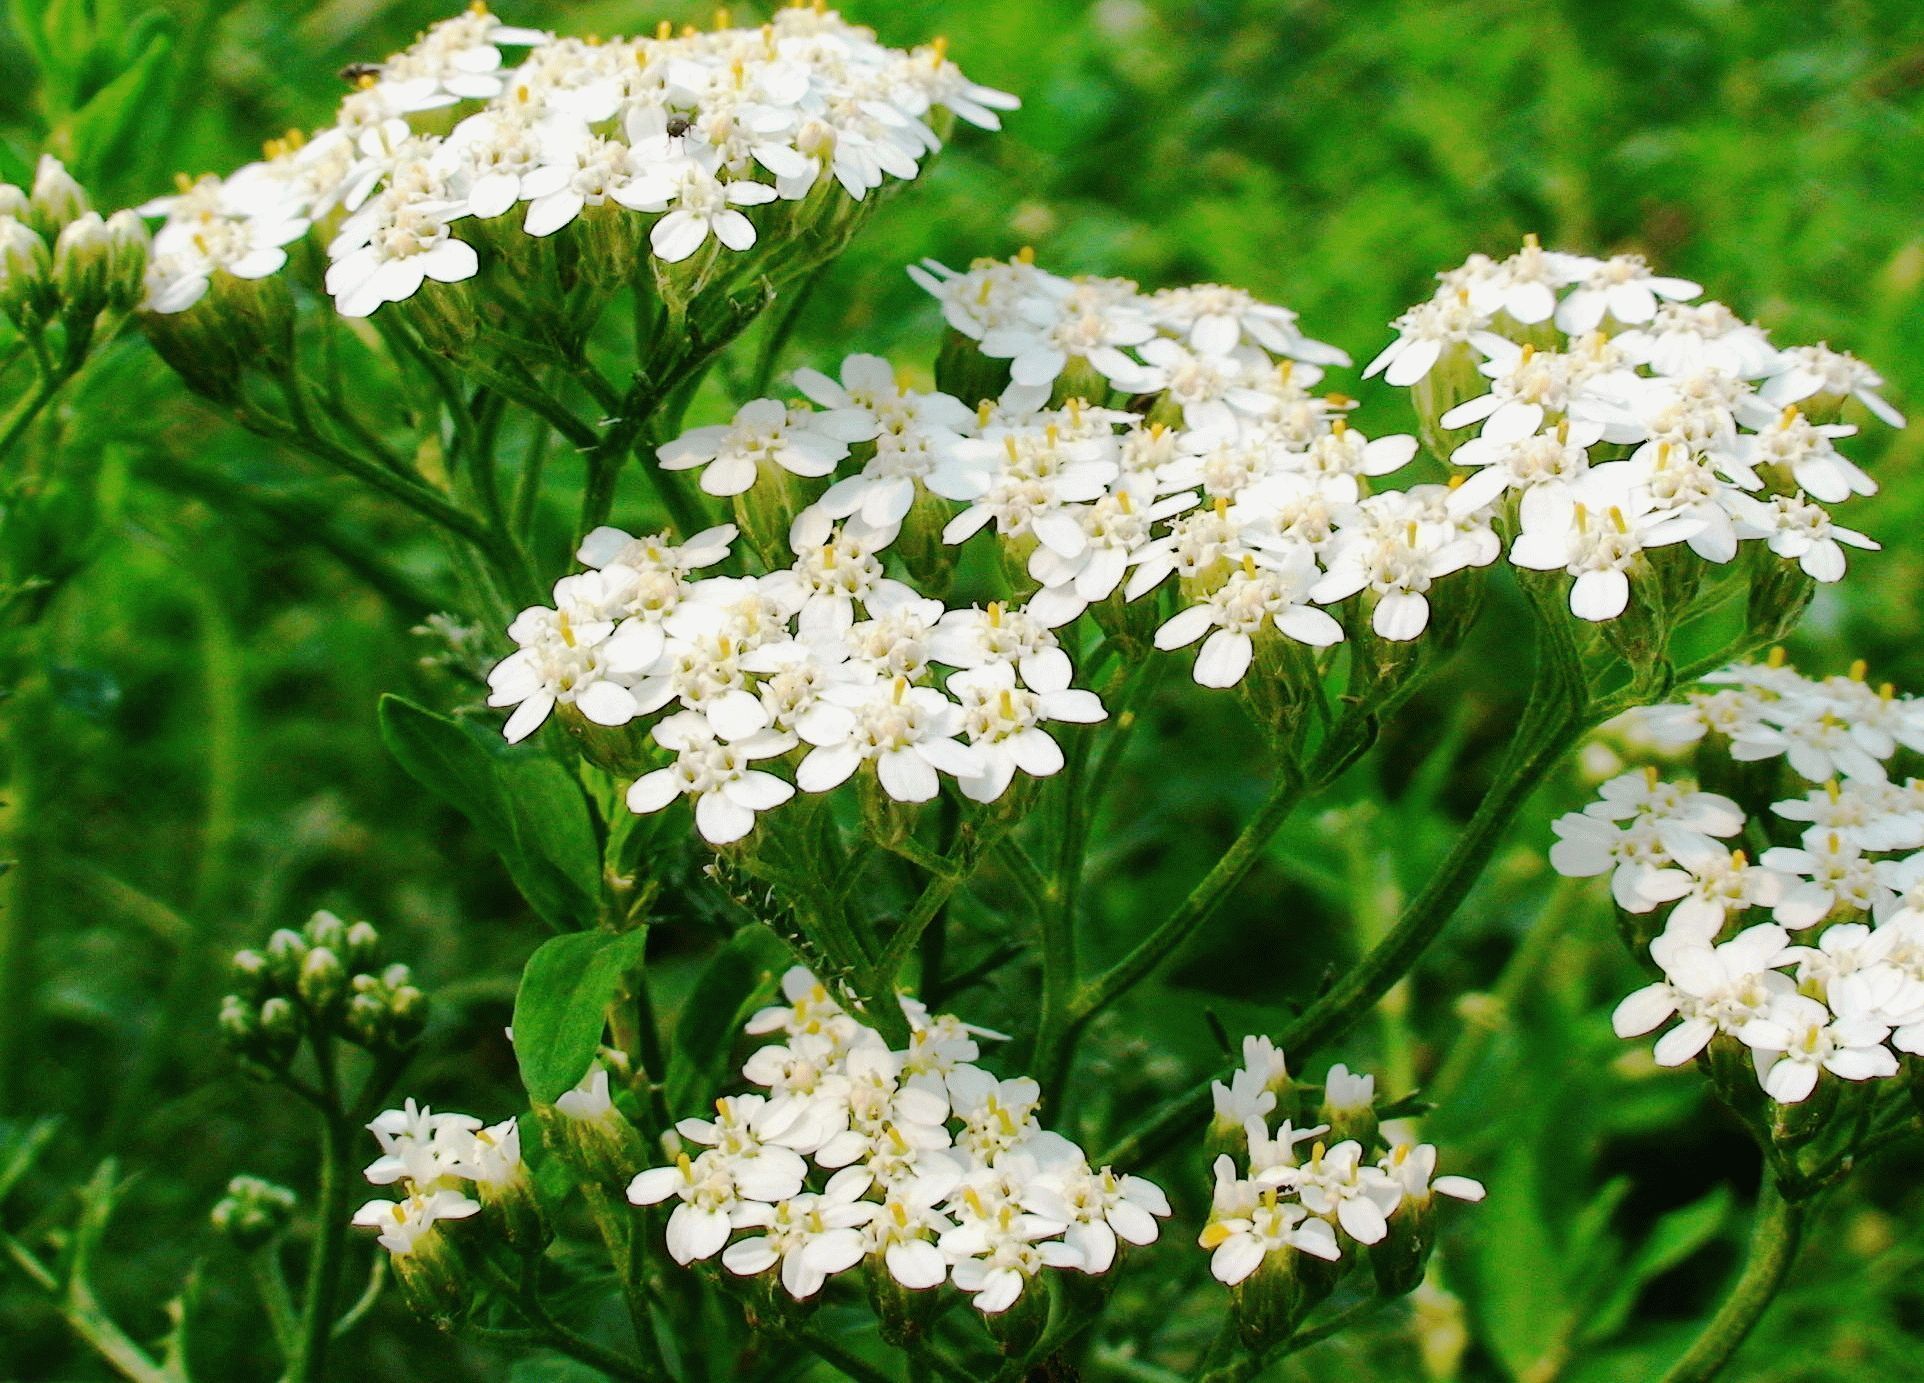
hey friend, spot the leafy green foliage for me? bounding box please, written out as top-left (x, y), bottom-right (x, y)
top-left (378, 695), bottom-right (602, 932)
top-left (510, 928), bottom-right (648, 1104)
top-left (3, 0), bottom-right (1922, 1379)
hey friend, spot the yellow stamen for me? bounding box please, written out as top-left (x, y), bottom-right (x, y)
top-left (1198, 1222), bottom-right (1233, 1249)
top-left (1241, 553), bottom-right (1257, 579)
top-left (999, 688), bottom-right (1014, 719)
top-left (1767, 645), bottom-right (1787, 668)
top-left (987, 601), bottom-right (1003, 628)
top-left (1016, 245), bottom-right (1035, 265)
top-left (1849, 658), bottom-right (1869, 682)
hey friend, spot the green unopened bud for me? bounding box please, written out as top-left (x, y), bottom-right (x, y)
top-left (102, 210), bottom-right (150, 313)
top-left (27, 156), bottom-right (88, 241)
top-left (344, 992), bottom-right (389, 1047)
top-left (1317, 1064), bottom-right (1378, 1148)
top-left (230, 949), bottom-right (273, 1000)
top-left (343, 920), bottom-right (382, 971)
top-left (211, 1175), bottom-right (297, 1251)
top-left (0, 218), bottom-right (55, 330)
top-left (298, 946), bottom-right (348, 1017)
top-left (400, 274), bottom-right (479, 357)
top-left (53, 211), bottom-right (114, 323)
top-left (857, 768), bottom-right (919, 849)
top-left (733, 457), bottom-right (812, 569)
top-left (257, 995), bottom-right (303, 1063)
top-left (388, 985), bottom-right (429, 1045)
top-left (264, 928), bottom-right (309, 986)
top-left (304, 909), bottom-right (348, 951)
top-left (218, 994), bottom-right (260, 1051)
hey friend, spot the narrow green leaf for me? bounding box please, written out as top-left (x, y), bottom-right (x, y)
top-left (66, 30), bottom-right (173, 184)
top-left (512, 928), bottom-right (649, 1104)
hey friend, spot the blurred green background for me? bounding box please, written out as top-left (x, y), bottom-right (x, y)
top-left (3, 0), bottom-right (1923, 1378)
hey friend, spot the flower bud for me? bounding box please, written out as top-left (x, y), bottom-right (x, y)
top-left (27, 156), bottom-right (89, 241)
top-left (230, 949), bottom-right (273, 1000)
top-left (388, 985), bottom-right (430, 1046)
top-left (0, 185), bottom-right (26, 221)
top-left (0, 218), bottom-right (55, 330)
top-left (263, 928), bottom-right (309, 986)
top-left (733, 459), bottom-right (813, 570)
top-left (257, 996), bottom-right (304, 1064)
top-left (1370, 1197), bottom-right (1436, 1299)
top-left (102, 210), bottom-right (150, 313)
top-left (218, 994), bottom-right (260, 1052)
top-left (211, 1175), bottom-right (297, 1251)
top-left (304, 909), bottom-right (348, 951)
top-left (1316, 1065), bottom-right (1378, 1149)
top-left (53, 212), bottom-right (114, 324)
top-left (343, 920), bottom-right (383, 971)
top-left (344, 991), bottom-right (390, 1047)
top-left (297, 946), bottom-right (348, 1018)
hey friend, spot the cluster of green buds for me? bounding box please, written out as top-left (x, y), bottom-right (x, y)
top-left (210, 1174), bottom-right (298, 1251)
top-left (0, 156), bottom-right (148, 350)
top-left (218, 910), bottom-right (427, 1071)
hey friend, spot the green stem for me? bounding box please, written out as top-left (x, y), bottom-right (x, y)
top-left (792, 1322), bottom-right (895, 1383)
top-left (288, 1043), bottom-right (352, 1383)
top-left (1065, 764), bottom-right (1307, 1033)
top-left (0, 368), bottom-right (66, 460)
top-left (1273, 687), bottom-right (1586, 1060)
top-left (1659, 1179), bottom-right (1807, 1383)
top-left (476, 1258), bottom-right (657, 1382)
top-left (1198, 1297), bottom-right (1388, 1382)
top-left (254, 1242), bottom-right (300, 1360)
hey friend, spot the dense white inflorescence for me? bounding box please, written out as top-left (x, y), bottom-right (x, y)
top-left (134, 3), bottom-right (1015, 318)
top-left (1562, 657), bottom-right (1924, 1103)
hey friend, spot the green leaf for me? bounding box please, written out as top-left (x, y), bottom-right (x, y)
top-left (378, 695), bottom-right (601, 931)
top-left (666, 927), bottom-right (792, 1110)
top-left (65, 28), bottom-right (173, 184)
top-left (1581, 1186), bottom-right (1733, 1345)
top-left (512, 928), bottom-right (649, 1104)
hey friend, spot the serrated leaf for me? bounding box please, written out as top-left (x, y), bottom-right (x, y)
top-left (379, 695), bottom-right (601, 931)
top-left (666, 927), bottom-right (792, 1110)
top-left (512, 928), bottom-right (649, 1104)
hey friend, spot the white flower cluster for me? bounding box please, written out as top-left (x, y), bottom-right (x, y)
top-left (1199, 1039), bottom-right (1482, 1286)
top-left (656, 257), bottom-right (1493, 697)
top-left (351, 1099), bottom-right (524, 1255)
top-left (486, 522), bottom-right (1109, 843)
top-left (626, 966), bottom-right (1169, 1312)
top-left (1375, 239), bottom-right (1900, 619)
top-left (1557, 658), bottom-right (1924, 1103)
top-left (136, 3), bottom-right (1013, 317)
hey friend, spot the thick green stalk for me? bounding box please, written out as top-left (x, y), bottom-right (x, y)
top-left (1660, 1179), bottom-right (1806, 1383)
top-left (288, 1089), bottom-right (351, 1383)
